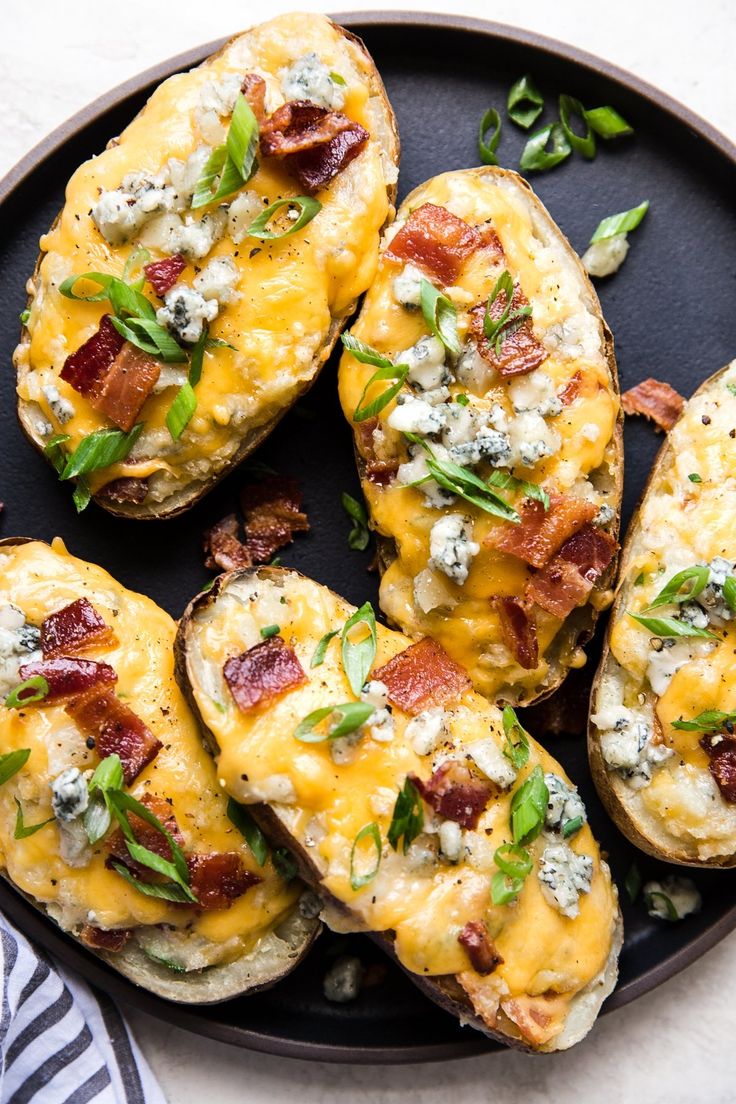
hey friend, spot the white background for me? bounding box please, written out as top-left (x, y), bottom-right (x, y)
top-left (2, 2), bottom-right (735, 1101)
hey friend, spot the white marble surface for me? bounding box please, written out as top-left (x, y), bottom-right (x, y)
top-left (2, 1), bottom-right (735, 1100)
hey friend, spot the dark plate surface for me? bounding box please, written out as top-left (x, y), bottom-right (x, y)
top-left (1, 11), bottom-right (735, 1064)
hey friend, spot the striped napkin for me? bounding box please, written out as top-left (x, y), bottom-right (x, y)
top-left (0, 914), bottom-right (165, 1103)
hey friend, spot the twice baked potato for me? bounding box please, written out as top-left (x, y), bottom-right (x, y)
top-left (338, 167), bottom-right (622, 705)
top-left (177, 566), bottom-right (622, 1051)
top-left (0, 539), bottom-right (318, 1001)
top-left (590, 362), bottom-right (736, 867)
top-left (15, 13), bottom-right (399, 518)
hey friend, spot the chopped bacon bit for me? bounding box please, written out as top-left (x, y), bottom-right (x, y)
top-left (476, 223), bottom-right (505, 263)
top-left (385, 203), bottom-right (483, 286)
top-left (355, 418), bottom-right (399, 484)
top-left (469, 283), bottom-right (548, 378)
top-left (144, 254), bottom-right (186, 298)
top-left (241, 475), bottom-right (309, 562)
top-left (203, 514), bottom-right (253, 572)
top-left (621, 378), bottom-right (685, 432)
top-left (700, 734), bottom-right (736, 803)
top-left (187, 852), bottom-right (261, 909)
top-left (80, 925), bottom-right (132, 953)
top-left (458, 920), bottom-right (504, 975)
top-left (241, 73), bottom-right (267, 121)
top-left (97, 477), bottom-right (149, 505)
top-left (486, 494), bottom-right (598, 568)
top-left (224, 636), bottom-right (307, 713)
top-left (19, 657), bottom-right (117, 701)
top-left (60, 315), bottom-right (125, 399)
top-left (559, 370), bottom-right (583, 406)
top-left (41, 598), bottom-right (116, 658)
top-left (92, 342), bottom-right (161, 432)
top-left (107, 794), bottom-right (184, 879)
top-left (260, 101), bottom-right (368, 192)
top-left (374, 638), bottom-right (471, 715)
top-left (495, 597), bottom-right (539, 670)
top-left (527, 524), bottom-right (616, 619)
top-left (410, 762), bottom-right (494, 829)
top-left (67, 690), bottom-right (162, 785)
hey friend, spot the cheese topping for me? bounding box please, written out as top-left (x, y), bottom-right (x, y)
top-left (0, 540), bottom-right (298, 961)
top-left (337, 170), bottom-right (619, 700)
top-left (15, 13), bottom-right (395, 508)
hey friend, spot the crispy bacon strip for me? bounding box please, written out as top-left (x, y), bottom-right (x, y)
top-left (486, 494), bottom-right (597, 568)
top-left (374, 638), bottom-right (471, 715)
top-left (107, 794), bottom-right (184, 879)
top-left (559, 370), bottom-right (583, 406)
top-left (67, 690), bottom-right (162, 784)
top-left (80, 925), bottom-right (131, 953)
top-left (495, 597), bottom-right (538, 670)
top-left (469, 283), bottom-right (548, 378)
top-left (97, 477), bottom-right (149, 505)
top-left (224, 636), bottom-right (307, 713)
top-left (621, 378), bottom-right (684, 432)
top-left (187, 852), bottom-right (260, 910)
top-left (92, 342), bottom-right (161, 432)
top-left (526, 524), bottom-right (616, 620)
top-left (41, 598), bottom-right (116, 658)
top-left (385, 203), bottom-right (484, 286)
top-left (700, 734), bottom-right (736, 803)
top-left (260, 101), bottom-right (368, 192)
top-left (458, 921), bottom-right (504, 975)
top-left (144, 254), bottom-right (186, 297)
top-left (241, 73), bottom-right (267, 121)
top-left (410, 762), bottom-right (493, 829)
top-left (241, 475), bottom-right (309, 563)
top-left (60, 315), bottom-right (125, 398)
top-left (203, 514), bottom-right (253, 572)
top-left (19, 657), bottom-right (117, 701)
top-left (355, 418), bottom-right (399, 485)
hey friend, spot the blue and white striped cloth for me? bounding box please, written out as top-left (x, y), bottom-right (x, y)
top-left (0, 915), bottom-right (165, 1103)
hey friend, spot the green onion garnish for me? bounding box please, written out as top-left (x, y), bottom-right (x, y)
top-left (478, 107), bottom-right (502, 165)
top-left (342, 492), bottom-right (370, 551)
top-left (247, 196), bottom-right (321, 240)
top-left (590, 201), bottom-right (649, 243)
top-left (688, 473), bottom-right (702, 483)
top-left (455, 394), bottom-right (470, 406)
top-left (260, 624), bottom-right (280, 639)
top-left (106, 788), bottom-right (196, 902)
top-left (645, 889), bottom-right (679, 921)
top-left (59, 271), bottom-right (116, 302)
top-left (487, 470), bottom-right (550, 511)
top-left (644, 565), bottom-right (709, 610)
top-left (121, 245), bottom-right (151, 286)
top-left (585, 105), bottom-right (633, 139)
top-left (20, 309), bottom-right (30, 326)
top-left (330, 71), bottom-right (347, 86)
top-left (723, 576), bottom-right (736, 613)
top-left (501, 705), bottom-right (530, 770)
top-left (482, 270), bottom-right (532, 355)
top-left (519, 122), bottom-right (571, 172)
top-left (419, 279), bottom-right (461, 356)
top-left (341, 335), bottom-right (409, 422)
top-left (111, 863), bottom-right (196, 903)
top-left (494, 841), bottom-right (533, 879)
top-left (310, 630), bottom-right (338, 669)
top-left (624, 862), bottom-right (641, 903)
top-left (0, 749), bottom-right (31, 786)
top-left (510, 766), bottom-right (549, 846)
top-left (350, 822), bottom-right (382, 889)
top-left (227, 797), bottom-right (269, 866)
top-left (59, 424), bottom-right (143, 482)
top-left (627, 612), bottom-right (717, 640)
top-left (671, 709), bottom-right (736, 733)
top-left (491, 869), bottom-right (526, 905)
top-left (405, 435), bottom-right (519, 522)
top-left (192, 94), bottom-right (259, 208)
top-left (341, 602), bottom-right (377, 697)
top-left (387, 778), bottom-right (424, 854)
top-left (507, 74), bottom-right (544, 129)
top-left (110, 316), bottom-right (186, 363)
top-left (166, 327), bottom-right (209, 441)
top-left (559, 94), bottom-right (596, 159)
top-left (294, 701), bottom-right (375, 743)
top-left (272, 848), bottom-right (298, 882)
top-left (562, 815), bottom-right (583, 838)
top-left (83, 754), bottom-right (125, 845)
top-left (5, 677), bottom-right (49, 710)
top-left (13, 799), bottom-right (54, 839)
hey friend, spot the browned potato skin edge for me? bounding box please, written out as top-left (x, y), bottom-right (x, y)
top-left (588, 365), bottom-right (736, 868)
top-left (15, 22), bottom-right (400, 521)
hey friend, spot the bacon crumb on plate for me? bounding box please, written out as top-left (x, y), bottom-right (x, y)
top-left (621, 378), bottom-right (685, 431)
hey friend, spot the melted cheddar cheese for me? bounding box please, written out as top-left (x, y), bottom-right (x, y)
top-left (338, 169), bottom-right (619, 701)
top-left (187, 570), bottom-right (619, 1045)
top-left (0, 540), bottom-right (299, 963)
top-left (15, 14), bottom-right (396, 510)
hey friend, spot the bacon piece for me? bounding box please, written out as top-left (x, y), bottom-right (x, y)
top-left (374, 638), bottom-right (471, 715)
top-left (476, 223), bottom-right (505, 263)
top-left (621, 378), bottom-right (684, 432)
top-left (486, 494), bottom-right (597, 568)
top-left (700, 734), bottom-right (736, 803)
top-left (354, 418), bottom-right (399, 484)
top-left (97, 477), bottom-right (149, 505)
top-left (458, 921), bottom-right (504, 975)
top-left (144, 254), bottom-right (186, 297)
top-left (469, 283), bottom-right (548, 378)
top-left (224, 636), bottom-right (307, 713)
top-left (203, 514), bottom-right (253, 572)
top-left (19, 657), bottom-right (117, 701)
top-left (410, 762), bottom-right (494, 829)
top-left (60, 315), bottom-right (125, 398)
top-left (559, 370), bottom-right (583, 406)
top-left (241, 475), bottom-right (309, 563)
top-left (107, 794), bottom-right (184, 879)
top-left (79, 925), bottom-right (131, 953)
top-left (260, 101), bottom-right (368, 192)
top-left (527, 524), bottom-right (617, 619)
top-left (41, 598), bottom-right (116, 658)
top-left (495, 597), bottom-right (538, 670)
top-left (241, 73), bottom-right (267, 121)
top-left (67, 690), bottom-right (162, 784)
top-left (385, 203), bottom-right (483, 286)
top-left (92, 342), bottom-right (161, 432)
top-left (187, 852), bottom-right (260, 909)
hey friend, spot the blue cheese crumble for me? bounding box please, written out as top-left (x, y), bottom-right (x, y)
top-left (537, 842), bottom-right (593, 918)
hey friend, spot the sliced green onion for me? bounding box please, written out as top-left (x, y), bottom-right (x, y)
top-left (59, 271), bottom-right (116, 302)
top-left (672, 709), bottom-right (736, 733)
top-left (46, 438), bottom-right (92, 511)
top-left (478, 107), bottom-right (502, 165)
top-left (260, 624), bottom-right (280, 639)
top-left (311, 630), bottom-right (338, 668)
top-left (562, 815), bottom-right (583, 838)
top-left (247, 196), bottom-right (321, 240)
top-left (141, 950), bottom-right (187, 974)
top-left (341, 602), bottom-right (377, 697)
top-left (507, 74), bottom-right (544, 129)
top-left (510, 766), bottom-right (549, 846)
top-left (501, 705), bottom-right (530, 770)
top-left (387, 778), bottom-right (424, 854)
top-left (226, 798), bottom-right (268, 866)
top-left (590, 201), bottom-right (649, 243)
top-left (72, 482), bottom-right (92, 513)
top-left (110, 315), bottom-right (186, 363)
top-left (585, 106), bottom-right (633, 139)
top-left (624, 862), bottom-right (641, 903)
top-left (494, 841), bottom-right (533, 879)
top-left (455, 394), bottom-right (470, 407)
top-left (645, 889), bottom-right (679, 921)
top-left (627, 612), bottom-right (717, 640)
top-left (341, 335), bottom-right (410, 423)
top-left (294, 701), bottom-right (375, 743)
top-left (111, 862), bottom-right (196, 903)
top-left (122, 246), bottom-right (151, 286)
top-left (84, 754), bottom-right (124, 844)
top-left (192, 146), bottom-right (238, 208)
top-left (272, 848), bottom-right (298, 882)
top-left (166, 326), bottom-right (209, 441)
top-left (107, 278), bottom-right (156, 323)
top-left (106, 788), bottom-right (195, 902)
top-left (482, 269), bottom-right (532, 355)
top-left (13, 799), bottom-right (54, 839)
top-left (60, 424), bottom-right (143, 481)
top-left (350, 822), bottom-right (382, 889)
top-left (330, 71), bottom-right (347, 86)
top-left (0, 749), bottom-right (31, 785)
top-left (519, 122), bottom-right (571, 172)
top-left (406, 435), bottom-right (519, 523)
top-left (420, 279), bottom-right (461, 356)
top-left (645, 565), bottom-right (709, 610)
top-left (688, 473), bottom-right (703, 483)
top-left (559, 94), bottom-right (596, 159)
top-left (491, 869), bottom-right (525, 905)
top-left (5, 677), bottom-right (49, 709)
top-left (342, 492), bottom-right (370, 551)
top-left (723, 576), bottom-right (736, 613)
top-left (227, 93), bottom-right (259, 180)
top-left (20, 309), bottom-right (30, 326)
top-left (487, 470), bottom-right (550, 511)
top-left (83, 796), bottom-right (112, 846)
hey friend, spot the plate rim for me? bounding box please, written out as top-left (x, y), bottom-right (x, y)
top-left (1, 9), bottom-right (735, 1064)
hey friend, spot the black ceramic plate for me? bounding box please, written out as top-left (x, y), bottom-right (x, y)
top-left (1, 11), bottom-right (735, 1065)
